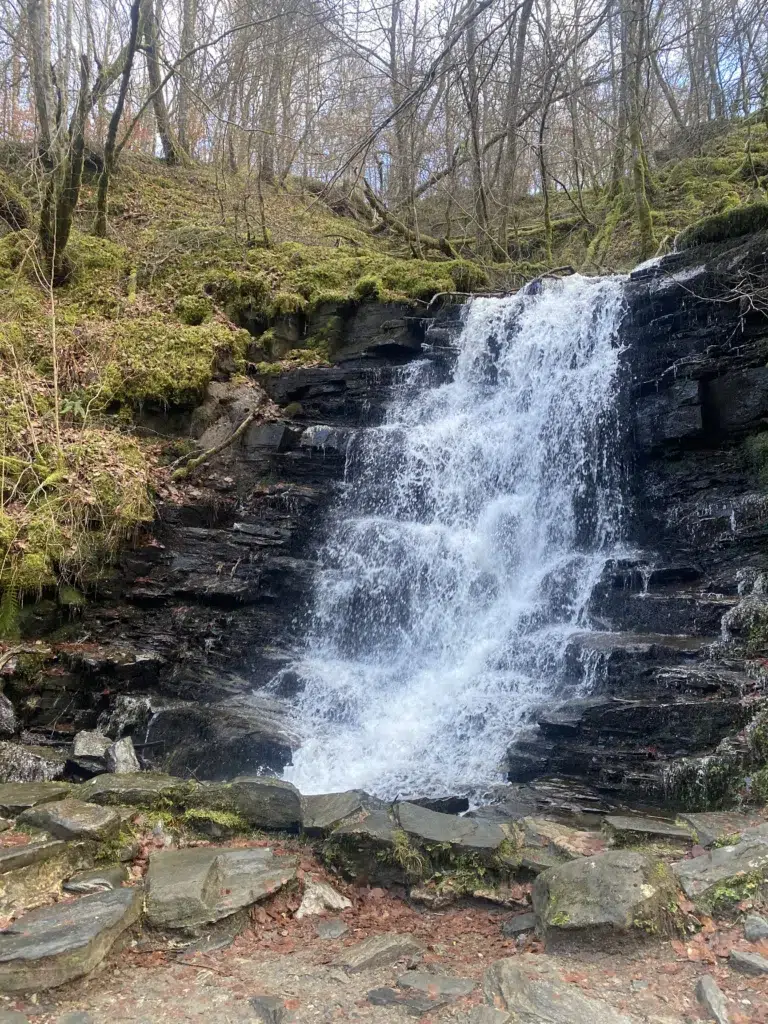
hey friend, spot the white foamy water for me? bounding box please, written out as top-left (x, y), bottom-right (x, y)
top-left (280, 275), bottom-right (627, 798)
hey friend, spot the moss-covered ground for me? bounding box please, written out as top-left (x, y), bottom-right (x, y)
top-left (0, 118), bottom-right (766, 615)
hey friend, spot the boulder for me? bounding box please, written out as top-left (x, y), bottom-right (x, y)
top-left (533, 850), bottom-right (678, 944)
top-left (0, 840), bottom-right (92, 915)
top-left (0, 887), bottom-right (141, 992)
top-left (78, 772), bottom-right (197, 809)
top-left (341, 933), bottom-right (424, 973)
top-left (729, 949), bottom-right (768, 975)
top-left (194, 776), bottom-right (301, 831)
top-left (105, 736), bottom-right (140, 774)
top-left (145, 845), bottom-right (297, 934)
top-left (294, 879), bottom-right (351, 919)
top-left (18, 799), bottom-right (121, 842)
top-left (0, 743), bottom-right (67, 783)
top-left (0, 782), bottom-right (70, 817)
top-left (68, 732), bottom-right (110, 778)
top-left (482, 958), bottom-right (634, 1024)
top-left (671, 824), bottom-right (768, 907)
top-left (325, 808), bottom-right (403, 883)
top-left (744, 912), bottom-right (768, 942)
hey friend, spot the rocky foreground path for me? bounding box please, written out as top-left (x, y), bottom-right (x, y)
top-left (0, 771), bottom-right (765, 1022)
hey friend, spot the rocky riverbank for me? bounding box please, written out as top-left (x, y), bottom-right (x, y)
top-left (0, 774), bottom-right (765, 1021)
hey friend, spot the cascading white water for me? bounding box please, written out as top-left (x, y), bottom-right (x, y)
top-left (281, 274), bottom-right (627, 799)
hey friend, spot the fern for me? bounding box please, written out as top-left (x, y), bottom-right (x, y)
top-left (0, 587), bottom-right (20, 640)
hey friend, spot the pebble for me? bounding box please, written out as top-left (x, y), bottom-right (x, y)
top-left (314, 918), bottom-right (349, 940)
top-left (249, 994), bottom-right (293, 1024)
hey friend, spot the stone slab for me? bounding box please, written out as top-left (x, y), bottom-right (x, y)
top-left (483, 959), bottom-right (634, 1024)
top-left (603, 815), bottom-right (692, 845)
top-left (341, 933), bottom-right (424, 973)
top-left (0, 840), bottom-right (93, 915)
top-left (730, 949), bottom-right (768, 975)
top-left (63, 864), bottom-right (129, 894)
top-left (0, 783), bottom-right (70, 817)
top-left (397, 971), bottom-right (476, 997)
top-left (301, 791), bottom-right (373, 835)
top-left (696, 975), bottom-right (729, 1024)
top-left (145, 845), bottom-right (297, 933)
top-left (194, 777), bottom-right (301, 831)
top-left (78, 773), bottom-right (195, 809)
top-left (18, 799), bottom-right (121, 841)
top-left (671, 824), bottom-right (768, 903)
top-left (0, 887), bottom-right (141, 992)
top-left (679, 811), bottom-right (759, 848)
top-left (396, 802), bottom-right (505, 852)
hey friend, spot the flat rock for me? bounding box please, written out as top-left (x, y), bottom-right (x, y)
top-left (105, 737), bottom-right (140, 774)
top-left (72, 732), bottom-right (110, 759)
top-left (341, 933), bottom-right (424, 973)
top-left (744, 912), bottom-right (768, 942)
top-left (294, 879), bottom-right (351, 919)
top-left (518, 817), bottom-right (605, 872)
top-left (78, 772), bottom-right (195, 808)
top-left (729, 948), bottom-right (768, 975)
top-left (696, 975), bottom-right (729, 1024)
top-left (0, 840), bottom-right (92, 915)
top-left (249, 994), bottom-right (293, 1024)
top-left (0, 1012), bottom-right (30, 1023)
top-left (0, 887), bottom-right (141, 992)
top-left (63, 864), bottom-right (129, 894)
top-left (501, 911), bottom-right (537, 937)
top-left (397, 971), bottom-right (477, 997)
top-left (678, 811), bottom-right (758, 848)
top-left (194, 776), bottom-right (301, 831)
top-left (533, 849), bottom-right (676, 943)
top-left (0, 782), bottom-right (70, 817)
top-left (483, 958), bottom-right (634, 1024)
top-left (145, 845), bottom-right (297, 934)
top-left (396, 802), bottom-right (506, 852)
top-left (603, 815), bottom-right (692, 846)
top-left (18, 799), bottom-right (121, 841)
top-left (671, 824), bottom-right (768, 904)
top-left (367, 986), bottom-right (451, 1016)
top-left (302, 791), bottom-right (376, 835)
top-left (462, 1009), bottom-right (511, 1024)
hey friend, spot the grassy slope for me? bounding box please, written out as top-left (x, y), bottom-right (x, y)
top-left (0, 119), bottom-right (766, 616)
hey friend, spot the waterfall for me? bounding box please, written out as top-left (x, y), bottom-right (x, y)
top-left (281, 274), bottom-right (627, 799)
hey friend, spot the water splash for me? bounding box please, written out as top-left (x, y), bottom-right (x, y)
top-left (281, 275), bottom-right (627, 798)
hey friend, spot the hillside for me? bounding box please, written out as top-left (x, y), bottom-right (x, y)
top-left (0, 118), bottom-right (767, 621)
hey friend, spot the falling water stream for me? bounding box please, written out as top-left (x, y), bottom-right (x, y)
top-left (281, 275), bottom-right (627, 799)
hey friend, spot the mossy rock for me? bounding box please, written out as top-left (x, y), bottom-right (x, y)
top-left (675, 201), bottom-right (768, 250)
top-left (532, 850), bottom-right (681, 945)
top-left (175, 294), bottom-right (213, 325)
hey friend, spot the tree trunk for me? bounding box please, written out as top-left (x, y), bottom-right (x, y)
top-left (177, 0), bottom-right (197, 155)
top-left (141, 0), bottom-right (182, 164)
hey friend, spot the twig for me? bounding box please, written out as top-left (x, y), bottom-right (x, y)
top-left (171, 410), bottom-right (259, 481)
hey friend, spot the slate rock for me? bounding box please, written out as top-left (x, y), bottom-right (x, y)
top-left (341, 933), bottom-right (424, 972)
top-left (517, 817), bottom-right (605, 872)
top-left (397, 970), bottom-right (476, 997)
top-left (145, 845), bottom-right (297, 933)
top-left (56, 1014), bottom-right (94, 1024)
top-left (483, 958), bottom-right (634, 1024)
top-left (0, 782), bottom-right (70, 817)
top-left (301, 791), bottom-right (377, 835)
top-left (462, 1009), bottom-right (510, 1024)
top-left (671, 824), bottom-right (768, 904)
top-left (729, 948), bottom-right (768, 975)
top-left (68, 732), bottom-right (111, 778)
top-left (314, 918), bottom-right (348, 939)
top-left (532, 850), bottom-right (677, 943)
top-left (501, 911), bottom-right (537, 937)
top-left (63, 863), bottom-right (129, 894)
top-left (0, 1012), bottom-right (30, 1023)
top-left (0, 820), bottom-right (10, 833)
top-left (18, 799), bottom-right (121, 841)
top-left (105, 736), bottom-right (140, 774)
top-left (0, 887), bottom-right (141, 992)
top-left (367, 987), bottom-right (450, 1016)
top-left (744, 912), bottom-right (768, 942)
top-left (603, 815), bottom-right (692, 846)
top-left (295, 879), bottom-right (351, 919)
top-left (0, 840), bottom-right (92, 915)
top-left (78, 772), bottom-right (195, 809)
top-left (195, 776), bottom-right (301, 831)
top-left (679, 811), bottom-right (758, 848)
top-left (249, 994), bottom-right (293, 1024)
top-left (396, 802), bottom-right (506, 853)
top-left (696, 975), bottom-right (729, 1024)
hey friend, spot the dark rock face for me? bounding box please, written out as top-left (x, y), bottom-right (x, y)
top-left (506, 234), bottom-right (768, 806)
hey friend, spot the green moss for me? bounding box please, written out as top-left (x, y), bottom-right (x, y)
top-left (551, 910), bottom-right (570, 926)
top-left (707, 870), bottom-right (764, 912)
top-left (175, 293), bottom-right (212, 325)
top-left (387, 828), bottom-right (427, 879)
top-left (450, 261), bottom-right (489, 292)
top-left (0, 170), bottom-right (30, 230)
top-left (182, 807), bottom-right (250, 833)
top-left (354, 275), bottom-right (383, 300)
top-left (268, 291), bottom-right (307, 317)
top-left (745, 433), bottom-right (768, 487)
top-left (675, 201), bottom-right (768, 250)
